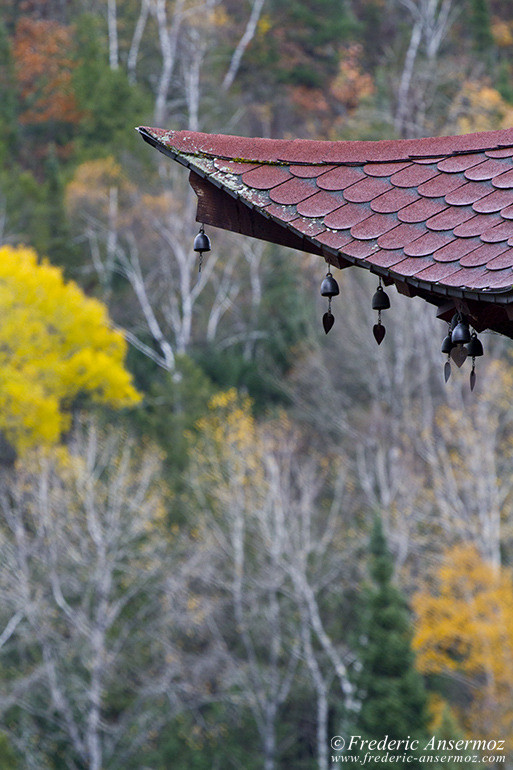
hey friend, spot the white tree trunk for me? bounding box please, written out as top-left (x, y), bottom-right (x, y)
top-left (107, 0), bottom-right (119, 70)
top-left (153, 0), bottom-right (185, 125)
top-left (222, 0), bottom-right (266, 92)
top-left (128, 0), bottom-right (151, 83)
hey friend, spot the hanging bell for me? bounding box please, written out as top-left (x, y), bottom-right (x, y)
top-left (371, 280), bottom-right (390, 345)
top-left (320, 269), bottom-right (339, 334)
top-left (371, 285), bottom-right (391, 311)
top-left (466, 332), bottom-right (483, 358)
top-left (451, 317), bottom-right (471, 345)
top-left (441, 334), bottom-right (454, 355)
top-left (193, 227), bottom-right (211, 254)
top-left (193, 225), bottom-right (211, 272)
top-left (320, 272), bottom-right (340, 298)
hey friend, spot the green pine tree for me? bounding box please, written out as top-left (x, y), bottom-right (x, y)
top-left (72, 14), bottom-right (151, 161)
top-left (0, 20), bottom-right (18, 167)
top-left (354, 518), bottom-right (428, 763)
top-left (33, 146), bottom-right (80, 274)
top-left (469, 0), bottom-right (493, 54)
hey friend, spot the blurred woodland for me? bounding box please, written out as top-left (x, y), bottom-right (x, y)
top-left (1, 0), bottom-right (513, 767)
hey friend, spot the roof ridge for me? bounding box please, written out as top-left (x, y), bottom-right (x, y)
top-left (138, 125), bottom-right (513, 166)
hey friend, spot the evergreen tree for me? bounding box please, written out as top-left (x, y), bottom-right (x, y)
top-left (32, 146), bottom-right (80, 273)
top-left (0, 20), bottom-right (17, 167)
top-left (72, 14), bottom-right (151, 161)
top-left (469, 0), bottom-right (493, 55)
top-left (355, 518), bottom-right (428, 760)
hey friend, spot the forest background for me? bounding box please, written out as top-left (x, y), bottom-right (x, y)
top-left (1, 0), bottom-right (513, 768)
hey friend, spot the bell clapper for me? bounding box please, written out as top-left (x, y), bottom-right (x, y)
top-left (467, 331), bottom-right (483, 391)
top-left (441, 323), bottom-right (453, 383)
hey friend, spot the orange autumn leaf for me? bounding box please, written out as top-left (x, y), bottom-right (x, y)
top-left (13, 17), bottom-right (82, 125)
top-left (330, 44), bottom-right (375, 112)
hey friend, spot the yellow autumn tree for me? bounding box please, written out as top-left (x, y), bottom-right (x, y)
top-left (412, 544), bottom-right (513, 740)
top-left (190, 388), bottom-right (265, 499)
top-left (0, 244), bottom-right (139, 452)
top-left (446, 79), bottom-right (513, 135)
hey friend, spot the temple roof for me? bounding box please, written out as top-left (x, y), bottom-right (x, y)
top-left (138, 125), bottom-right (513, 338)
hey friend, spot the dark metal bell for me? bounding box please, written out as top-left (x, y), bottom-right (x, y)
top-left (451, 319), bottom-right (471, 345)
top-left (371, 285), bottom-right (390, 311)
top-left (320, 274), bottom-right (340, 298)
top-left (193, 230), bottom-right (211, 253)
top-left (466, 333), bottom-right (483, 357)
top-left (441, 334), bottom-right (454, 355)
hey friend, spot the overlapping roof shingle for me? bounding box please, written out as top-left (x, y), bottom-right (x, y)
top-left (138, 125), bottom-right (513, 337)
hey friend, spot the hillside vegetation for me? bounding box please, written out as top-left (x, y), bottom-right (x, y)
top-left (0, 1), bottom-right (512, 767)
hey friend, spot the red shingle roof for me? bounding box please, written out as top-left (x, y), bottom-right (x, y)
top-left (138, 125), bottom-right (513, 337)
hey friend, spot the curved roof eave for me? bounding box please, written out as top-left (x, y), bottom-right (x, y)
top-left (138, 125), bottom-right (513, 337)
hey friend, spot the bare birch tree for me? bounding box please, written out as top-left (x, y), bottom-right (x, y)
top-left (187, 393), bottom-right (360, 769)
top-left (393, 0), bottom-right (456, 137)
top-left (107, 0), bottom-right (119, 70)
top-left (152, 0), bottom-right (186, 125)
top-left (66, 160), bottom-right (259, 371)
top-left (261, 427), bottom-right (359, 770)
top-left (0, 421), bottom-right (180, 769)
top-left (127, 0), bottom-right (151, 83)
top-left (414, 357), bottom-right (513, 569)
top-left (222, 0), bottom-right (267, 92)
top-left (289, 264), bottom-right (513, 576)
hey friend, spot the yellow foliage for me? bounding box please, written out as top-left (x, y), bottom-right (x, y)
top-left (491, 19), bottom-right (513, 48)
top-left (210, 5), bottom-right (229, 27)
top-left (192, 388), bottom-right (264, 491)
top-left (0, 245), bottom-right (139, 452)
top-left (257, 14), bottom-right (272, 37)
top-left (187, 389), bottom-right (303, 549)
top-left (65, 157), bottom-right (136, 225)
top-left (66, 156), bottom-right (128, 200)
top-left (427, 694), bottom-right (455, 733)
top-left (413, 544), bottom-right (513, 739)
top-left (448, 80), bottom-right (512, 135)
